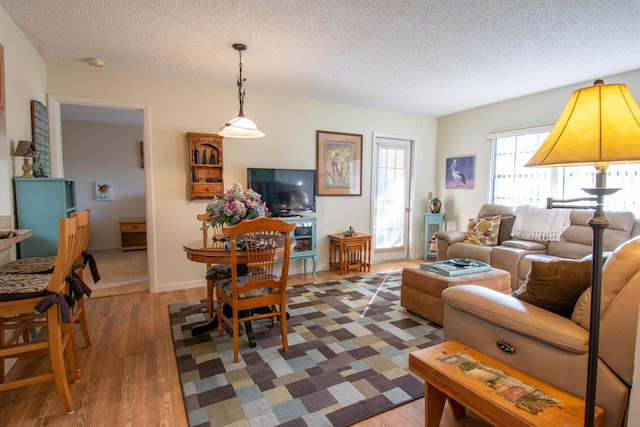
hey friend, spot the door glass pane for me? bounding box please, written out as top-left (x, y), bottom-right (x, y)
top-left (375, 144), bottom-right (407, 250)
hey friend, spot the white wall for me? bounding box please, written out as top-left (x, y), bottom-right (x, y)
top-left (46, 64), bottom-right (438, 292)
top-left (0, 6), bottom-right (46, 265)
top-left (61, 119), bottom-right (145, 250)
top-left (0, 3), bottom-right (48, 376)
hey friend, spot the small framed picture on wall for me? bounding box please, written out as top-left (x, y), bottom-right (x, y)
top-left (96, 181), bottom-right (113, 200)
top-left (445, 156), bottom-right (475, 189)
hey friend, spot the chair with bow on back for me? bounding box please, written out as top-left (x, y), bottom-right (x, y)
top-left (65, 210), bottom-right (96, 363)
top-left (215, 217), bottom-right (296, 363)
top-left (0, 216), bottom-right (83, 413)
top-left (0, 210), bottom-right (97, 363)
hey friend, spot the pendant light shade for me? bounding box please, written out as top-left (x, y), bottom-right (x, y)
top-left (219, 43), bottom-right (265, 138)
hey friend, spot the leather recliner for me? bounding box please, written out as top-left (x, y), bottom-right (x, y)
top-left (441, 236), bottom-right (640, 427)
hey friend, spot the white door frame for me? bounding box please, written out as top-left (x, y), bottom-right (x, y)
top-left (370, 132), bottom-right (416, 263)
top-left (47, 94), bottom-right (157, 292)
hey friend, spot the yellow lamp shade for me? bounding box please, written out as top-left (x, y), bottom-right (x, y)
top-left (526, 81), bottom-right (640, 168)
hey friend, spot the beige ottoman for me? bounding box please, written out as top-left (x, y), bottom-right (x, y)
top-left (400, 266), bottom-right (511, 325)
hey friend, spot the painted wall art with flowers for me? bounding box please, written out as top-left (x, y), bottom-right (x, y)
top-left (204, 182), bottom-right (267, 231)
top-left (316, 130), bottom-right (362, 196)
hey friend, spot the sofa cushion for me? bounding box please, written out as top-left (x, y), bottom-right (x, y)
top-left (512, 258), bottom-right (592, 318)
top-left (496, 215), bottom-right (515, 245)
top-left (464, 215), bottom-right (501, 246)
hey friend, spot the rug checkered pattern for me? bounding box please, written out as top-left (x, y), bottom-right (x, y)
top-left (169, 271), bottom-right (443, 426)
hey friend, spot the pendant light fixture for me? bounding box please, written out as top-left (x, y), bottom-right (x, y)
top-left (219, 43), bottom-right (265, 138)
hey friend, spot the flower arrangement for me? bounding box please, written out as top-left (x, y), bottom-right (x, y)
top-left (204, 182), bottom-right (267, 228)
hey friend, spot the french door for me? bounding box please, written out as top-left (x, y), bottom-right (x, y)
top-left (371, 134), bottom-right (413, 262)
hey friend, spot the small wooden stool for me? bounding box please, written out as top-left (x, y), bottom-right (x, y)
top-left (409, 340), bottom-right (604, 427)
top-left (328, 233), bottom-right (371, 275)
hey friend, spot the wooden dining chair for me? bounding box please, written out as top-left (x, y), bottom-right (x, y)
top-left (197, 213), bottom-right (232, 319)
top-left (215, 217), bottom-right (296, 363)
top-left (0, 210), bottom-right (96, 362)
top-left (65, 210), bottom-right (94, 363)
top-left (0, 216), bottom-right (83, 413)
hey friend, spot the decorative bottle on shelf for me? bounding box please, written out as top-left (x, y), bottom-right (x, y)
top-left (194, 148), bottom-right (200, 164)
top-left (192, 169), bottom-right (196, 182)
top-left (210, 150), bottom-right (215, 165)
top-left (202, 148), bottom-right (207, 164)
top-left (430, 197), bottom-right (442, 213)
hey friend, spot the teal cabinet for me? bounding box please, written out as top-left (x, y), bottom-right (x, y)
top-left (282, 216), bottom-right (317, 279)
top-left (14, 178), bottom-right (76, 258)
top-left (424, 213), bottom-right (444, 260)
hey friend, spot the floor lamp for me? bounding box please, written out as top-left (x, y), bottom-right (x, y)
top-left (525, 80), bottom-right (640, 427)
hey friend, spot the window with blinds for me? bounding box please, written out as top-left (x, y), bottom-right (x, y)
top-left (490, 127), bottom-right (640, 216)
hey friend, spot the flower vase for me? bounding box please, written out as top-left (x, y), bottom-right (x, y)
top-left (430, 198), bottom-right (442, 213)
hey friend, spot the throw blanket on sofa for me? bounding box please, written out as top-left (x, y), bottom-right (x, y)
top-left (511, 205), bottom-right (571, 241)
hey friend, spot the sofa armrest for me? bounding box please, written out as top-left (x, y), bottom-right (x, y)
top-left (442, 285), bottom-right (589, 354)
top-left (492, 245), bottom-right (547, 290)
top-left (434, 230), bottom-right (465, 244)
top-left (435, 230), bottom-right (466, 261)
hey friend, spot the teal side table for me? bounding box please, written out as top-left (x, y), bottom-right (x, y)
top-left (424, 213), bottom-right (444, 260)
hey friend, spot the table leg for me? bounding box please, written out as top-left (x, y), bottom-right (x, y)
top-left (425, 382), bottom-right (447, 427)
top-left (206, 279), bottom-right (214, 319)
top-left (243, 315), bottom-right (257, 347)
top-left (448, 397), bottom-right (466, 420)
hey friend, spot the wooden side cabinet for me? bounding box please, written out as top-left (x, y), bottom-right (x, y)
top-left (119, 218), bottom-right (147, 251)
top-left (187, 132), bottom-right (224, 200)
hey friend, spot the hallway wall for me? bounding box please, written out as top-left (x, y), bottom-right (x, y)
top-left (62, 119), bottom-right (145, 250)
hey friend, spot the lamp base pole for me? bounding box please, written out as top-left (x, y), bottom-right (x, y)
top-left (21, 158), bottom-right (34, 178)
top-left (582, 174), bottom-right (619, 427)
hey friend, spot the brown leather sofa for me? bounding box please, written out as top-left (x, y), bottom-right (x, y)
top-left (435, 203), bottom-right (640, 290)
top-left (441, 235), bottom-right (640, 427)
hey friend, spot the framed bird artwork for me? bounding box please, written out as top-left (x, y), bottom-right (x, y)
top-left (96, 181), bottom-right (114, 200)
top-left (445, 156), bottom-right (475, 189)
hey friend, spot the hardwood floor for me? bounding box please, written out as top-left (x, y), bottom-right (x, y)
top-left (0, 259), bottom-right (486, 427)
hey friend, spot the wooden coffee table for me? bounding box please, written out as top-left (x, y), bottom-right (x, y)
top-left (409, 340), bottom-right (604, 427)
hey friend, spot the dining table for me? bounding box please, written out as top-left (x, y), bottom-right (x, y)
top-left (183, 237), bottom-right (275, 344)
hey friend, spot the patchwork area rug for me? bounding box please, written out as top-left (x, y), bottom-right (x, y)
top-left (169, 271), bottom-right (443, 427)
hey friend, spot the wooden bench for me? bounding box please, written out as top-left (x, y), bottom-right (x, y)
top-left (409, 340), bottom-right (604, 427)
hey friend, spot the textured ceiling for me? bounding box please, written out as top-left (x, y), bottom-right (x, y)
top-left (2, 0), bottom-right (640, 117)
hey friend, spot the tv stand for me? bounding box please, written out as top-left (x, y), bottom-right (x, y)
top-left (273, 212), bottom-right (304, 218)
top-left (281, 216), bottom-right (317, 278)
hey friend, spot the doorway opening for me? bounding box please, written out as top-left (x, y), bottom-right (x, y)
top-left (48, 94), bottom-right (155, 293)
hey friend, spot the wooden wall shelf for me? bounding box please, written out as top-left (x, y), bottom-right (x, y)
top-left (187, 132), bottom-right (224, 200)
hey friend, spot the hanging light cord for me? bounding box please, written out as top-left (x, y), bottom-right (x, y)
top-left (236, 48), bottom-right (246, 117)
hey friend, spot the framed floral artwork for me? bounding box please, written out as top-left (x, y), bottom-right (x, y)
top-left (445, 155), bottom-right (475, 189)
top-left (316, 130), bottom-right (362, 196)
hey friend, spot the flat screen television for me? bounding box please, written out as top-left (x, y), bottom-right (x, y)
top-left (247, 168), bottom-right (316, 217)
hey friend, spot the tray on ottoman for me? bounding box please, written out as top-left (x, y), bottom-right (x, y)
top-left (421, 259), bottom-right (491, 276)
